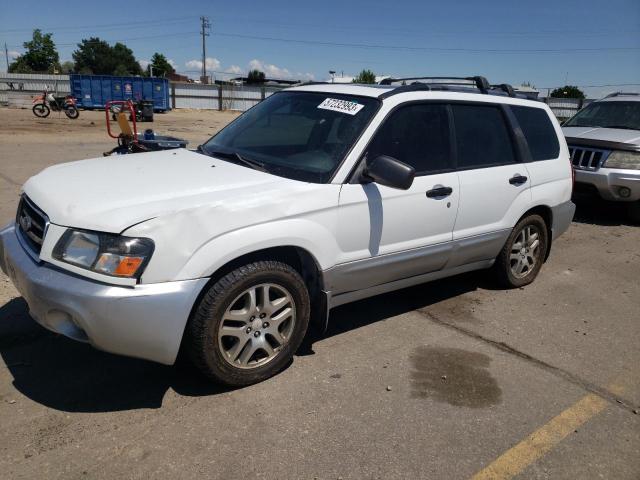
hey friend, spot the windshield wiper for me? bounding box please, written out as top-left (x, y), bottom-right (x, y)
top-left (198, 146), bottom-right (268, 173)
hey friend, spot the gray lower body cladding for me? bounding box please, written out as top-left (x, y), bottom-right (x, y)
top-left (323, 229), bottom-right (510, 307)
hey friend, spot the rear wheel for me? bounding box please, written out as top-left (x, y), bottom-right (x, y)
top-left (186, 261), bottom-right (310, 386)
top-left (32, 103), bottom-right (50, 118)
top-left (64, 106), bottom-right (79, 119)
top-left (494, 214), bottom-right (548, 288)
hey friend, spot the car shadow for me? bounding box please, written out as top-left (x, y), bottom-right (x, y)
top-left (572, 194), bottom-right (637, 227)
top-left (0, 270), bottom-right (491, 413)
top-left (0, 297), bottom-right (234, 413)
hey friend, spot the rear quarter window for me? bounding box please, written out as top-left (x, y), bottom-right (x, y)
top-left (511, 106), bottom-right (560, 161)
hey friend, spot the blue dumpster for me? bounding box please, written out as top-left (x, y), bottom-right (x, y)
top-left (70, 74), bottom-right (171, 112)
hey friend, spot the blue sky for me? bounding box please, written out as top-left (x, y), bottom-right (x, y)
top-left (2, 0), bottom-right (639, 97)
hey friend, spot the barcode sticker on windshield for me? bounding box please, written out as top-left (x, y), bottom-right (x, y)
top-left (318, 98), bottom-right (365, 115)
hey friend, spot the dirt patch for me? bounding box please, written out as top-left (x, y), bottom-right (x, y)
top-left (409, 346), bottom-right (502, 408)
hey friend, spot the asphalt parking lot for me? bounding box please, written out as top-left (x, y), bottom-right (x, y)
top-left (0, 108), bottom-right (638, 480)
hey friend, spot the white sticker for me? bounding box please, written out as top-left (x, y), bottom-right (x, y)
top-left (317, 98), bottom-right (365, 115)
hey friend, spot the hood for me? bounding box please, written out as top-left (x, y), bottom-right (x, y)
top-left (562, 126), bottom-right (640, 146)
top-left (23, 148), bottom-right (292, 233)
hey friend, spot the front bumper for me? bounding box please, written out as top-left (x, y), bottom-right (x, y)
top-left (574, 167), bottom-right (640, 202)
top-left (0, 224), bottom-right (207, 365)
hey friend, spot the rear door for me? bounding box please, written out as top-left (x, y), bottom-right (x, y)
top-left (450, 103), bottom-right (532, 265)
top-left (335, 103), bottom-right (460, 292)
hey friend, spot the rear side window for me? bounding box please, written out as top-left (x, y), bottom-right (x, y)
top-left (451, 104), bottom-right (516, 169)
top-left (367, 103), bottom-right (452, 175)
top-left (511, 106), bottom-right (560, 161)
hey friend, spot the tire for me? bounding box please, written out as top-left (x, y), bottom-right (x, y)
top-left (186, 261), bottom-right (310, 386)
top-left (494, 214), bottom-right (548, 288)
top-left (32, 103), bottom-right (50, 118)
top-left (628, 201), bottom-right (640, 224)
top-left (65, 106), bottom-right (79, 119)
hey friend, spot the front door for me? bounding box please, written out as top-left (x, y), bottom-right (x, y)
top-left (334, 103), bottom-right (459, 294)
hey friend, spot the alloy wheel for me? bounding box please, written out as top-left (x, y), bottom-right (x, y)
top-left (509, 225), bottom-right (541, 278)
top-left (217, 283), bottom-right (296, 369)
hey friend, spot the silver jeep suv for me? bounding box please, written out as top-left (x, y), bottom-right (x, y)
top-left (562, 93), bottom-right (640, 221)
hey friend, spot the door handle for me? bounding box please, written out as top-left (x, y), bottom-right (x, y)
top-left (426, 186), bottom-right (453, 198)
top-left (509, 174), bottom-right (528, 186)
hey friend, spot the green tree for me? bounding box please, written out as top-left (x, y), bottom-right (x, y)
top-left (352, 69), bottom-right (376, 84)
top-left (111, 42), bottom-right (142, 76)
top-left (72, 38), bottom-right (142, 76)
top-left (8, 29), bottom-right (59, 73)
top-left (148, 53), bottom-right (175, 77)
top-left (247, 69), bottom-right (266, 84)
top-left (60, 60), bottom-right (75, 73)
top-left (550, 85), bottom-right (585, 99)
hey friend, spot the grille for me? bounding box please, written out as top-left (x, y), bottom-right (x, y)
top-left (16, 196), bottom-right (49, 254)
top-left (569, 146), bottom-right (610, 171)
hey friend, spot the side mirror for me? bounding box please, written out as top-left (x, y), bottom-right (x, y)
top-left (364, 155), bottom-right (415, 190)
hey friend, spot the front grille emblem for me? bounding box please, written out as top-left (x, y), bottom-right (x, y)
top-left (19, 213), bottom-right (32, 232)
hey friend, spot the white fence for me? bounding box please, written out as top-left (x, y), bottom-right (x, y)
top-left (0, 73), bottom-right (70, 104)
top-left (544, 97), bottom-right (594, 120)
top-left (171, 83), bottom-right (281, 111)
top-left (1, 73), bottom-right (597, 118)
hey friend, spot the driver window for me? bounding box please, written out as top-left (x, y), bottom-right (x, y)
top-left (366, 103), bottom-right (453, 175)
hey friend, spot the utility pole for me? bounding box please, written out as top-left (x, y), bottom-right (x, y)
top-left (200, 16), bottom-right (211, 83)
top-left (4, 43), bottom-right (9, 72)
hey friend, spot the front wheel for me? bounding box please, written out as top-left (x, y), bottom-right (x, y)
top-left (494, 214), bottom-right (548, 288)
top-left (32, 103), bottom-right (50, 118)
top-left (186, 261), bottom-right (310, 386)
top-left (64, 106), bottom-right (79, 119)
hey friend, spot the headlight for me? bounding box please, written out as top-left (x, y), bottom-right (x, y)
top-left (53, 229), bottom-right (154, 279)
top-left (604, 150), bottom-right (640, 170)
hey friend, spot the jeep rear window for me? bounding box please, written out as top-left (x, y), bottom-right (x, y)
top-left (202, 91), bottom-right (380, 183)
top-left (511, 106), bottom-right (560, 161)
top-left (564, 101), bottom-right (640, 131)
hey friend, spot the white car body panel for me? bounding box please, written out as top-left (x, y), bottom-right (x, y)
top-left (336, 172), bottom-right (459, 263)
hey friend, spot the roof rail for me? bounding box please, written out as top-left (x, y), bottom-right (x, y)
top-left (296, 81), bottom-right (333, 86)
top-left (605, 92), bottom-right (640, 98)
top-left (493, 83), bottom-right (516, 97)
top-left (379, 76), bottom-right (491, 93)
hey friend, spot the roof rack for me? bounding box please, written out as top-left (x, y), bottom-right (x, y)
top-left (605, 92), bottom-right (640, 98)
top-left (379, 76), bottom-right (491, 93)
top-left (377, 76), bottom-right (532, 100)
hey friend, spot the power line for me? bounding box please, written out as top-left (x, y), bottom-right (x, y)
top-left (210, 31), bottom-right (640, 54)
top-left (0, 16), bottom-right (196, 34)
top-left (209, 14), bottom-right (640, 38)
top-left (7, 32), bottom-right (199, 49)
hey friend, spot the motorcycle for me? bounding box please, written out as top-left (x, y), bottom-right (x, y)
top-left (32, 88), bottom-right (79, 119)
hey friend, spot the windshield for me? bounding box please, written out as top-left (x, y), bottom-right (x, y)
top-left (202, 91), bottom-right (380, 182)
top-left (564, 101), bottom-right (640, 130)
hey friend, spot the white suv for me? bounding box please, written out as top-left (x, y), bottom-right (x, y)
top-left (562, 92), bottom-right (640, 221)
top-left (0, 77), bottom-right (574, 385)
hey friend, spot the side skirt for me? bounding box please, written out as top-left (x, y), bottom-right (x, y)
top-left (326, 259), bottom-right (494, 310)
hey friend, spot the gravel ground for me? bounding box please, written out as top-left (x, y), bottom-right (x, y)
top-left (0, 107), bottom-right (638, 480)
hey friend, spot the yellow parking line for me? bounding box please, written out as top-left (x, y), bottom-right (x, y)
top-left (471, 393), bottom-right (609, 480)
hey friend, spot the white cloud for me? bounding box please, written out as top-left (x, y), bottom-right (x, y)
top-left (138, 59), bottom-right (150, 70)
top-left (225, 65), bottom-right (243, 75)
top-left (8, 50), bottom-right (20, 59)
top-left (185, 57), bottom-right (221, 71)
top-left (247, 59), bottom-right (314, 81)
top-left (168, 58), bottom-right (177, 68)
